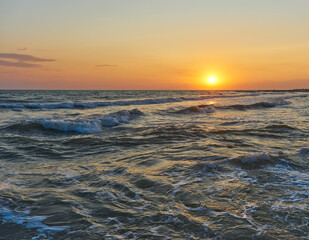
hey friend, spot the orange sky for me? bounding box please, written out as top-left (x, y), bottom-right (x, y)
top-left (1, 0), bottom-right (309, 90)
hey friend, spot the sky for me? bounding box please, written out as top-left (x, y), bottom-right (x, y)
top-left (1, 0), bottom-right (309, 90)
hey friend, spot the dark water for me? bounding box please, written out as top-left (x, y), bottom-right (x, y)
top-left (0, 90), bottom-right (308, 239)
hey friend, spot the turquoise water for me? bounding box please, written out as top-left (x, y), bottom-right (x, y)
top-left (0, 90), bottom-right (308, 239)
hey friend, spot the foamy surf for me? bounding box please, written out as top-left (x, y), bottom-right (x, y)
top-left (21, 108), bottom-right (143, 133)
top-left (0, 205), bottom-right (68, 233)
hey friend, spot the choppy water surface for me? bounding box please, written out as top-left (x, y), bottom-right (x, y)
top-left (0, 90), bottom-right (308, 239)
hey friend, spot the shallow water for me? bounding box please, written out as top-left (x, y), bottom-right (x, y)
top-left (0, 90), bottom-right (308, 239)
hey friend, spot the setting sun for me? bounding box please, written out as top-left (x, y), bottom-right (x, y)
top-left (207, 76), bottom-right (217, 85)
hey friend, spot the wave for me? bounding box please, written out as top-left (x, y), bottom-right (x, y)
top-left (217, 99), bottom-right (291, 110)
top-left (174, 99), bottom-right (291, 114)
top-left (211, 124), bottom-right (299, 135)
top-left (9, 109), bottom-right (143, 134)
top-left (229, 153), bottom-right (274, 166)
top-left (0, 205), bottom-right (68, 233)
top-left (0, 97), bottom-right (210, 109)
top-left (175, 106), bottom-right (215, 114)
top-left (140, 124), bottom-right (208, 140)
top-left (0, 93), bottom-right (264, 110)
top-left (138, 123), bottom-right (299, 141)
top-left (228, 150), bottom-right (307, 169)
top-left (298, 147), bottom-right (309, 156)
top-left (196, 151), bottom-right (301, 171)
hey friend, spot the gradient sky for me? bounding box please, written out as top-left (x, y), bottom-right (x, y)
top-left (1, 0), bottom-right (309, 90)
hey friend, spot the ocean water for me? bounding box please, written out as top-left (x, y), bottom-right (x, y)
top-left (0, 90), bottom-right (308, 240)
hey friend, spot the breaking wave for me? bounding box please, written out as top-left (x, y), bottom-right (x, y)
top-left (8, 109), bottom-right (143, 134)
top-left (0, 205), bottom-right (69, 233)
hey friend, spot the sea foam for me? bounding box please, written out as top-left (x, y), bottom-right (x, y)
top-left (23, 109), bottom-right (143, 133)
top-left (0, 206), bottom-right (68, 233)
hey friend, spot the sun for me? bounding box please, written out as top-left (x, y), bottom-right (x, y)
top-left (207, 76), bottom-right (217, 85)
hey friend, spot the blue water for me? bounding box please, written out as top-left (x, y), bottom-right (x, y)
top-left (0, 90), bottom-right (308, 239)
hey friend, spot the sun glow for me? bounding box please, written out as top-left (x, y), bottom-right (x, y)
top-left (207, 76), bottom-right (217, 85)
top-left (197, 72), bottom-right (223, 90)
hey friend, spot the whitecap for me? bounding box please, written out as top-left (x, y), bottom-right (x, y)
top-left (0, 206), bottom-right (69, 233)
top-left (22, 108), bottom-right (144, 133)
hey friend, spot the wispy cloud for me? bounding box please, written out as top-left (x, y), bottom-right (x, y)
top-left (0, 60), bottom-right (39, 68)
top-left (0, 53), bottom-right (54, 62)
top-left (17, 47), bottom-right (27, 51)
top-left (95, 64), bottom-right (118, 67)
top-left (0, 53), bottom-right (55, 68)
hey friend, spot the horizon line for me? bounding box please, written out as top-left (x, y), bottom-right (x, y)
top-left (0, 88), bottom-right (308, 91)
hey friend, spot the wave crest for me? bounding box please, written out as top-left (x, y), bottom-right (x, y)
top-left (174, 99), bottom-right (291, 114)
top-left (13, 109), bottom-right (144, 133)
top-left (0, 96), bottom-right (211, 109)
top-left (0, 93), bottom-right (266, 110)
top-left (218, 99), bottom-right (290, 110)
top-left (175, 105), bottom-right (215, 114)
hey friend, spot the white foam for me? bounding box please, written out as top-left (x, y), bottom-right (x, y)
top-left (24, 108), bottom-right (143, 133)
top-left (0, 206), bottom-right (68, 232)
top-left (31, 234), bottom-right (48, 240)
top-left (37, 119), bottom-right (102, 133)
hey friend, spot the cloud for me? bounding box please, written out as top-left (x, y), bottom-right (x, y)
top-left (0, 53), bottom-right (54, 62)
top-left (0, 53), bottom-right (55, 68)
top-left (0, 59), bottom-right (39, 68)
top-left (95, 64), bottom-right (118, 67)
top-left (17, 48), bottom-right (27, 51)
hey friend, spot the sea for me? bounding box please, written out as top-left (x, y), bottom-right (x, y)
top-left (0, 90), bottom-right (308, 240)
